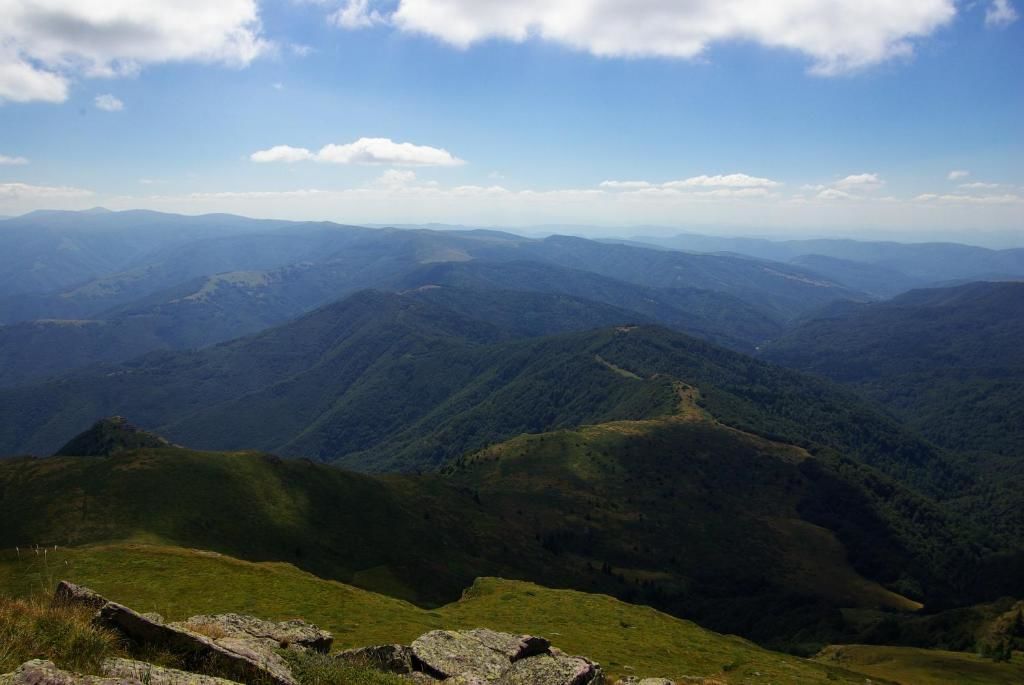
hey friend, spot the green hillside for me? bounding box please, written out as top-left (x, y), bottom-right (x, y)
top-left (0, 291), bottom-right (956, 493)
top-left (763, 282), bottom-right (1024, 461)
top-left (0, 543), bottom-right (880, 684)
top-left (0, 394), bottom-right (1004, 651)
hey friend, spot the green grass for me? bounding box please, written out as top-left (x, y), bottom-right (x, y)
top-left (0, 543), bottom-right (879, 684)
top-left (816, 644), bottom-right (1024, 685)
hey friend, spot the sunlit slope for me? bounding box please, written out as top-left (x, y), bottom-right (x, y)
top-left (0, 543), bottom-right (881, 684)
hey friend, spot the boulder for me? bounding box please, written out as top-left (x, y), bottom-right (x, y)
top-left (497, 653), bottom-right (603, 685)
top-left (95, 602), bottom-right (295, 685)
top-left (411, 630), bottom-right (514, 680)
top-left (462, 629), bottom-right (550, 661)
top-left (169, 614), bottom-right (332, 653)
top-left (53, 581), bottom-right (108, 611)
top-left (102, 659), bottom-right (239, 685)
top-left (335, 644), bottom-right (419, 674)
top-left (0, 660), bottom-right (137, 685)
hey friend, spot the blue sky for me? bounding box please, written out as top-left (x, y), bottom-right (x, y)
top-left (0, 0), bottom-right (1021, 242)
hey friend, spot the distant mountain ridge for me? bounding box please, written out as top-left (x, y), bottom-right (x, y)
top-left (632, 233), bottom-right (1024, 296)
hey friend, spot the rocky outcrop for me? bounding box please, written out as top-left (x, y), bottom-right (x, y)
top-left (52, 581), bottom-right (109, 611)
top-left (5, 581), bottom-right (686, 685)
top-left (497, 652), bottom-right (602, 685)
top-left (96, 602), bottom-right (296, 685)
top-left (346, 628), bottom-right (601, 684)
top-left (101, 659), bottom-right (240, 685)
top-left (168, 614), bottom-right (332, 653)
top-left (0, 660), bottom-right (138, 685)
top-left (335, 644), bottom-right (419, 674)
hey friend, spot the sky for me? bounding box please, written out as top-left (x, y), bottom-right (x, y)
top-left (0, 0), bottom-right (1022, 243)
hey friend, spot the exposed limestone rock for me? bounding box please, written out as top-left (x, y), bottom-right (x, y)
top-left (95, 602), bottom-right (295, 685)
top-left (400, 675), bottom-right (438, 684)
top-left (169, 613), bottom-right (332, 653)
top-left (411, 630), bottom-right (513, 680)
top-left (0, 660), bottom-right (137, 685)
top-left (102, 659), bottom-right (239, 685)
top-left (462, 629), bottom-right (550, 661)
top-left (335, 644), bottom-right (418, 674)
top-left (497, 652), bottom-right (603, 685)
top-left (52, 581), bottom-right (108, 611)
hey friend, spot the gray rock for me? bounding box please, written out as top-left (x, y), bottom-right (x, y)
top-left (95, 602), bottom-right (295, 685)
top-left (53, 581), bottom-right (108, 611)
top-left (442, 675), bottom-right (489, 685)
top-left (0, 660), bottom-right (138, 685)
top-left (411, 630), bottom-right (512, 681)
top-left (169, 614), bottom-right (332, 653)
top-left (638, 680), bottom-right (674, 685)
top-left (102, 659), bottom-right (239, 685)
top-left (335, 644), bottom-right (418, 674)
top-left (462, 629), bottom-right (550, 661)
top-left (497, 653), bottom-right (603, 685)
top-left (400, 675), bottom-right (439, 684)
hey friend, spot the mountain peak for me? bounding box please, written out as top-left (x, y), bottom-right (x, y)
top-left (53, 416), bottom-right (171, 457)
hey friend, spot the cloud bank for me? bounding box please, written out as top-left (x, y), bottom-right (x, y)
top-left (334, 0), bottom-right (958, 75)
top-left (0, 1), bottom-right (270, 103)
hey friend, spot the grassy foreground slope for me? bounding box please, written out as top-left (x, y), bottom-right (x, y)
top-left (0, 543), bottom-right (880, 684)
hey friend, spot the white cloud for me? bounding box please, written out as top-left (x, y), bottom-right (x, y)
top-left (0, 1), bottom-right (270, 104)
top-left (986, 0), bottom-right (1019, 27)
top-left (0, 154), bottom-right (29, 165)
top-left (817, 188), bottom-right (858, 200)
top-left (663, 173), bottom-right (781, 189)
top-left (959, 181), bottom-right (1000, 189)
top-left (331, 0), bottom-right (387, 28)
top-left (0, 182), bottom-right (93, 199)
top-left (251, 145), bottom-right (315, 163)
top-left (948, 169), bottom-right (970, 180)
top-left (94, 94), bottom-right (124, 111)
top-left (251, 138), bottom-right (465, 166)
top-left (915, 192), bottom-right (1023, 205)
top-left (272, 82), bottom-right (285, 90)
top-left (599, 174), bottom-right (781, 195)
top-left (333, 0), bottom-right (956, 75)
top-left (835, 172), bottom-right (884, 190)
top-left (375, 169), bottom-right (418, 187)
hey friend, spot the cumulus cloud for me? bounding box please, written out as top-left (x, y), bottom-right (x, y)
top-left (959, 181), bottom-right (1001, 189)
top-left (94, 94), bottom-right (124, 111)
top-left (0, 1), bottom-right (270, 103)
top-left (948, 169), bottom-right (970, 180)
top-left (251, 137), bottom-right (465, 166)
top-left (331, 0), bottom-right (957, 75)
top-left (375, 169), bottom-right (419, 187)
top-left (986, 0), bottom-right (1019, 27)
top-left (663, 174), bottom-right (781, 189)
top-left (0, 154), bottom-right (29, 165)
top-left (251, 145), bottom-right (315, 163)
top-left (835, 173), bottom-right (884, 190)
top-left (817, 188), bottom-right (858, 200)
top-left (331, 0), bottom-right (387, 28)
